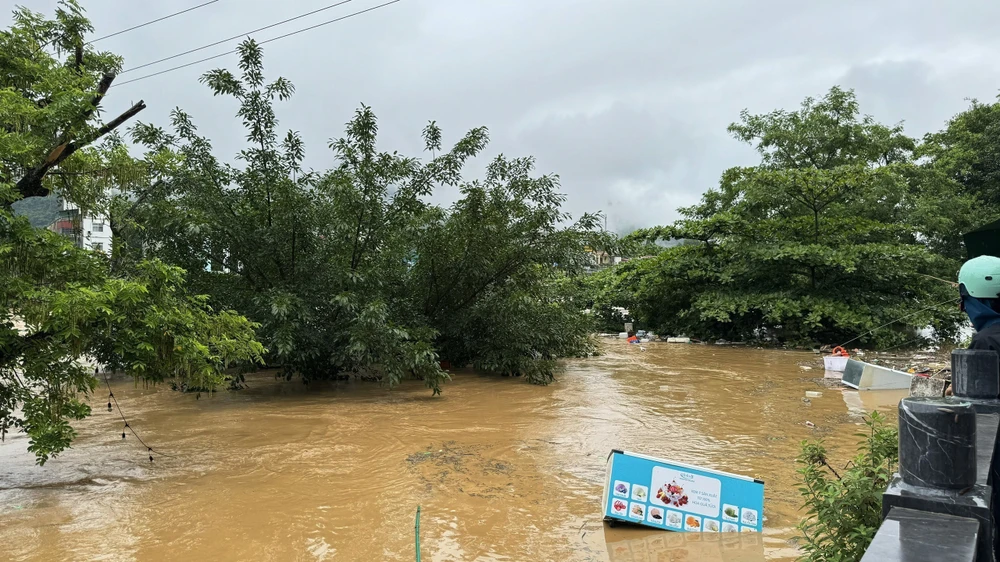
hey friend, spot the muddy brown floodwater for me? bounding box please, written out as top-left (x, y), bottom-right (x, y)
top-left (0, 342), bottom-right (906, 561)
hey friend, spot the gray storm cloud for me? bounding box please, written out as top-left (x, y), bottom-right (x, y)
top-left (9, 0), bottom-right (1000, 230)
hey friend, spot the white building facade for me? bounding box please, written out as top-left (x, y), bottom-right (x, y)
top-left (49, 198), bottom-right (113, 257)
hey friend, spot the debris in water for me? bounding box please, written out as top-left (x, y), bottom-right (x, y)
top-left (805, 421), bottom-right (816, 428)
top-left (800, 366), bottom-right (812, 371)
top-left (805, 391), bottom-right (823, 398)
top-left (910, 376), bottom-right (946, 398)
top-left (801, 398), bottom-right (811, 405)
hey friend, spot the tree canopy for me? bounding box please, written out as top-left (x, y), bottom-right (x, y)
top-left (595, 87), bottom-right (965, 347)
top-left (2, 1), bottom-right (263, 464)
top-left (920, 96), bottom-right (1000, 209)
top-left (114, 40), bottom-right (602, 388)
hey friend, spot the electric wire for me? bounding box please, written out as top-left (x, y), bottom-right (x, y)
top-left (113, 0), bottom-right (401, 87)
top-left (120, 0), bottom-right (354, 74)
top-left (89, 1), bottom-right (221, 44)
top-left (837, 295), bottom-right (960, 349)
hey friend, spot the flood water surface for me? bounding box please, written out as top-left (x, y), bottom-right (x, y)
top-left (0, 343), bottom-right (904, 561)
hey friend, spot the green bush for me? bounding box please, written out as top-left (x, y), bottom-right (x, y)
top-left (796, 411), bottom-right (898, 562)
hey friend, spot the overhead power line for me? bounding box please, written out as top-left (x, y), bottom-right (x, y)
top-left (90, 1), bottom-right (221, 44)
top-left (121, 0), bottom-right (355, 74)
top-left (113, 0), bottom-right (402, 88)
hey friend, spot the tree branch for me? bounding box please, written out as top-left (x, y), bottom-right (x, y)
top-left (16, 98), bottom-right (146, 200)
top-left (74, 44), bottom-right (83, 72)
top-left (0, 331), bottom-right (54, 370)
top-left (91, 100), bottom-right (146, 142)
top-left (85, 73), bottom-right (116, 121)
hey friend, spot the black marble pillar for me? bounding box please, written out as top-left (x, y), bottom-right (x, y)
top-left (880, 412), bottom-right (999, 562)
top-left (899, 397), bottom-right (977, 490)
top-left (953, 349), bottom-right (1000, 399)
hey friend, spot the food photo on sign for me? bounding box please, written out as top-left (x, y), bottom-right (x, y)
top-left (600, 450), bottom-right (765, 534)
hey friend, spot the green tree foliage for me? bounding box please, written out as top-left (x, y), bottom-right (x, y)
top-left (796, 411), bottom-right (898, 562)
top-left (915, 97), bottom-right (1000, 257)
top-left (920, 97), bottom-right (1000, 209)
top-left (120, 41), bottom-right (599, 390)
top-left (582, 257), bottom-right (642, 332)
top-left (411, 157), bottom-right (603, 383)
top-left (1, 2), bottom-right (264, 464)
top-left (613, 88), bottom-right (963, 347)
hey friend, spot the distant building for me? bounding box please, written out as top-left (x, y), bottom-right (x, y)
top-left (585, 247), bottom-right (614, 267)
top-left (206, 248), bottom-right (230, 273)
top-left (583, 247), bottom-right (626, 271)
top-left (47, 198), bottom-right (112, 257)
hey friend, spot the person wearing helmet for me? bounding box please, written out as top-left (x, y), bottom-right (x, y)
top-left (958, 255), bottom-right (1000, 353)
top-left (944, 256), bottom-right (1000, 396)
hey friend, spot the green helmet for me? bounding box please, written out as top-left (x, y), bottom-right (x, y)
top-left (959, 255), bottom-right (1000, 298)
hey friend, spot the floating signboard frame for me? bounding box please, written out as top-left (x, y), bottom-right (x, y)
top-left (601, 449), bottom-right (764, 533)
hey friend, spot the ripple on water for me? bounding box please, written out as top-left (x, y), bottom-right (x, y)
top-left (0, 343), bottom-right (901, 561)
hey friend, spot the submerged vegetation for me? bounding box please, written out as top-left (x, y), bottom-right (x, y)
top-left (1, 1), bottom-right (264, 463)
top-left (4, 1), bottom-right (998, 466)
top-left (113, 42), bottom-right (605, 390)
top-left (2, 2), bottom-right (602, 462)
top-left (589, 86), bottom-right (999, 348)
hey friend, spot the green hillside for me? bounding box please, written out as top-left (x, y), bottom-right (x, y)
top-left (12, 194), bottom-right (60, 228)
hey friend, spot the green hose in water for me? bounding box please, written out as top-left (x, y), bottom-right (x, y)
top-left (415, 505), bottom-right (421, 562)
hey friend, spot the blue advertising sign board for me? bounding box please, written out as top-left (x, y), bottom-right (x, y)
top-left (602, 450), bottom-right (764, 533)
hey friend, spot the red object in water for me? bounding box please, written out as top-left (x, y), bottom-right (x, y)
top-left (831, 346), bottom-right (850, 357)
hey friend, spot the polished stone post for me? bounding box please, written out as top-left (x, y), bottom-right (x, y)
top-left (953, 349), bottom-right (1000, 400)
top-left (860, 507), bottom-right (979, 562)
top-left (880, 400), bottom-right (998, 562)
top-left (898, 397), bottom-right (977, 490)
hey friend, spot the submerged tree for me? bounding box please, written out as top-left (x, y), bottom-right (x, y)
top-left (412, 156), bottom-right (603, 383)
top-left (124, 40), bottom-right (599, 390)
top-left (619, 87), bottom-right (962, 346)
top-left (1, 2), bottom-right (263, 464)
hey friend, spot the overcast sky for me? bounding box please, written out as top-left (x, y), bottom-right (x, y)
top-left (10, 0), bottom-right (1000, 231)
